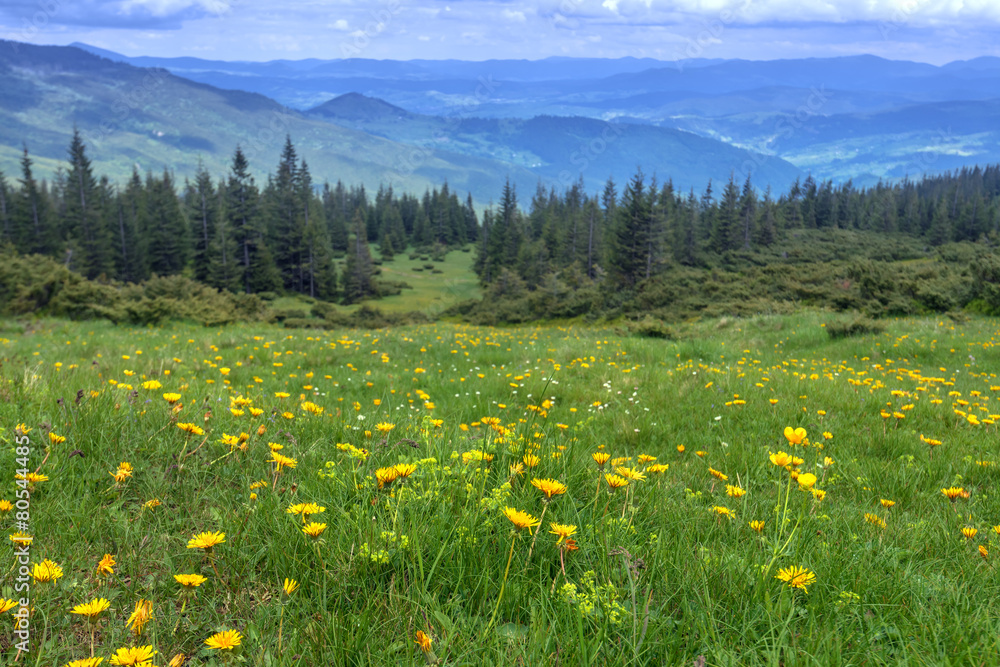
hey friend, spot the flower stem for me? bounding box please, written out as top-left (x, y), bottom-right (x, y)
top-left (487, 533), bottom-right (517, 632)
top-left (526, 502), bottom-right (548, 562)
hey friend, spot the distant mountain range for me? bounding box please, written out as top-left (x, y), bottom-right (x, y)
top-left (0, 41), bottom-right (802, 202)
top-left (67, 43), bottom-right (1000, 186)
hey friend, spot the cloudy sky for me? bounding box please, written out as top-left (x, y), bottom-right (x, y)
top-left (1, 0), bottom-right (998, 64)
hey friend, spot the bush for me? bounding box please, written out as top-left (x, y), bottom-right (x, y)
top-left (629, 316), bottom-right (676, 339)
top-left (824, 316), bottom-right (885, 339)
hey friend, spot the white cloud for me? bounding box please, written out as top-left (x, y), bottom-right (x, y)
top-left (119, 0), bottom-right (230, 17)
top-left (502, 9), bottom-right (527, 22)
top-left (330, 19), bottom-right (349, 31)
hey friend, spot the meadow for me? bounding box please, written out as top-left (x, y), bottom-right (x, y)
top-left (1, 311), bottom-right (1000, 666)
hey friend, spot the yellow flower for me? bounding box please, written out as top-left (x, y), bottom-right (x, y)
top-left (187, 531), bottom-right (225, 550)
top-left (796, 473), bottom-right (817, 489)
top-left (205, 629), bottom-right (242, 650)
top-left (287, 503), bottom-right (326, 521)
top-left (143, 499), bottom-right (161, 511)
top-left (646, 463), bottom-right (670, 474)
top-left (282, 578), bottom-right (299, 597)
top-left (811, 488), bottom-right (826, 501)
top-left (783, 427), bottom-right (807, 445)
top-left (414, 630), bottom-right (433, 654)
top-left (302, 522), bottom-right (327, 539)
top-left (502, 507), bottom-right (541, 531)
top-left (864, 513), bottom-right (887, 529)
top-left (592, 452), bottom-right (610, 468)
top-left (176, 422), bottom-right (204, 436)
top-left (375, 422), bottom-right (395, 434)
top-left (96, 553), bottom-right (115, 577)
top-left (269, 452), bottom-right (297, 472)
top-left (0, 598), bottom-right (18, 614)
top-left (708, 467), bottom-right (728, 481)
top-left (125, 599), bottom-right (152, 636)
top-left (725, 484), bottom-right (746, 498)
top-left (749, 520), bottom-right (765, 532)
top-left (769, 451), bottom-right (791, 467)
top-left (141, 380), bottom-right (162, 391)
top-left (711, 506), bottom-right (735, 519)
top-left (962, 526), bottom-right (978, 540)
top-left (67, 657), bottom-right (107, 667)
top-left (548, 523), bottom-right (577, 544)
top-left (462, 449), bottom-right (493, 464)
top-left (109, 645), bottom-right (156, 665)
top-left (375, 467), bottom-right (400, 489)
top-left (70, 597), bottom-right (110, 619)
top-left (33, 559), bottom-right (63, 583)
top-left (0, 500), bottom-right (11, 513)
top-left (15, 423), bottom-right (31, 436)
top-left (49, 432), bottom-right (67, 444)
top-left (880, 499), bottom-right (895, 508)
top-left (941, 487), bottom-right (965, 501)
top-left (523, 454), bottom-right (541, 468)
top-left (110, 462), bottom-right (134, 483)
top-left (163, 393), bottom-right (182, 404)
top-left (531, 478), bottom-right (568, 500)
top-left (775, 565), bottom-right (816, 592)
top-left (174, 574), bottom-right (208, 589)
top-left (604, 474), bottom-right (629, 490)
top-left (615, 466), bottom-right (646, 482)
top-left (980, 545), bottom-right (989, 560)
top-left (394, 463), bottom-right (417, 479)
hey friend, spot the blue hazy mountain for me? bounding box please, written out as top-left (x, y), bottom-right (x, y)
top-left (65, 45), bottom-right (1000, 186)
top-left (1, 41), bottom-right (799, 200)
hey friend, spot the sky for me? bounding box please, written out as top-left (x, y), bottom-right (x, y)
top-left (0, 0), bottom-right (998, 64)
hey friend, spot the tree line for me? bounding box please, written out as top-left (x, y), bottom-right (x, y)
top-left (0, 131), bottom-right (478, 303)
top-left (474, 167), bottom-right (1000, 291)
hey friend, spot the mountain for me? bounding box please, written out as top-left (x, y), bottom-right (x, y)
top-left (0, 41), bottom-right (545, 203)
top-left (64, 46), bottom-right (1000, 186)
top-left (0, 42), bottom-right (801, 201)
top-left (308, 94), bottom-right (803, 193)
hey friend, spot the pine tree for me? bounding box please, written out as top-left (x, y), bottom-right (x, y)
top-left (186, 161), bottom-right (219, 283)
top-left (341, 209), bottom-right (375, 304)
top-left (12, 146), bottom-right (53, 255)
top-left (606, 170), bottom-right (658, 288)
top-left (711, 174), bottom-right (741, 254)
top-left (146, 170), bottom-right (190, 276)
top-left (739, 174), bottom-right (757, 250)
top-left (63, 129), bottom-right (111, 278)
top-left (226, 145), bottom-right (276, 293)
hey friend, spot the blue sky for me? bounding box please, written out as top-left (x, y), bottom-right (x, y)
top-left (1, 0), bottom-right (998, 63)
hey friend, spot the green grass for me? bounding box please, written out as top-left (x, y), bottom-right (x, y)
top-left (2, 312), bottom-right (1000, 665)
top-left (363, 248), bottom-right (482, 314)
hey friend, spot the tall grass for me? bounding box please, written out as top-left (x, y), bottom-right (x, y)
top-left (1, 313), bottom-right (999, 665)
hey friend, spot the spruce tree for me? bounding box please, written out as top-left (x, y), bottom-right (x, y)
top-left (63, 129), bottom-right (111, 278)
top-left (341, 209), bottom-right (375, 304)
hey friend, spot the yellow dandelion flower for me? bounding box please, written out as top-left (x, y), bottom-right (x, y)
top-left (880, 499), bottom-right (895, 508)
top-left (163, 393), bottom-right (182, 404)
top-left (616, 466), bottom-right (646, 482)
top-left (530, 478), bottom-right (568, 500)
top-left (769, 451), bottom-right (791, 467)
top-left (125, 599), bottom-right (152, 636)
top-left (502, 507), bottom-right (541, 531)
top-left (174, 574), bottom-right (208, 589)
top-left (33, 559), bottom-right (63, 583)
top-left (187, 531), bottom-right (225, 550)
top-left (70, 597), bottom-right (110, 619)
top-left (109, 645), bottom-right (156, 665)
top-left (708, 467), bottom-right (728, 481)
top-left (393, 463), bottom-right (417, 479)
top-left (205, 629), bottom-right (242, 650)
top-left (414, 630), bottom-right (433, 653)
top-left (375, 422), bottom-right (395, 434)
top-left (302, 522), bottom-right (327, 539)
top-left (548, 523), bottom-right (577, 544)
top-left (0, 598), bottom-right (18, 614)
top-left (749, 520), bottom-right (765, 532)
top-left (523, 454), bottom-right (541, 468)
top-left (604, 474), bottom-right (629, 490)
top-left (796, 473), bottom-right (817, 489)
top-left (96, 554), bottom-right (115, 577)
top-left (49, 432), bottom-right (67, 444)
top-left (282, 578), bottom-right (299, 597)
top-left (711, 506), bottom-right (735, 519)
top-left (962, 526), bottom-right (978, 540)
top-left (592, 452), bottom-right (610, 467)
top-left (775, 565), bottom-right (816, 592)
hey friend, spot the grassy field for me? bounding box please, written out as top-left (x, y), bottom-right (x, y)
top-left (2, 312), bottom-right (1000, 666)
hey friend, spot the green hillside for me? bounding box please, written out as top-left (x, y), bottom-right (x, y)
top-left (308, 94), bottom-right (804, 193)
top-left (0, 41), bottom-right (541, 202)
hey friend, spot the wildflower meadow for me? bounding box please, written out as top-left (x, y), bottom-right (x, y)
top-left (1, 312), bottom-right (1000, 665)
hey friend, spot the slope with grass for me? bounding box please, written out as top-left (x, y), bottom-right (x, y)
top-left (3, 312), bottom-right (1000, 664)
